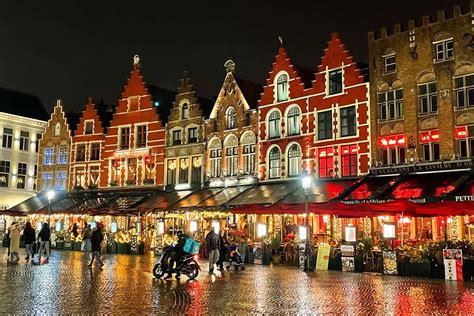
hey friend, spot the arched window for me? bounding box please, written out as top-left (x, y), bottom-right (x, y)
top-left (209, 138), bottom-right (222, 178)
top-left (286, 107), bottom-right (301, 136)
top-left (287, 144), bottom-right (301, 177)
top-left (224, 135), bottom-right (238, 176)
top-left (269, 147), bottom-right (281, 179)
top-left (241, 132), bottom-right (256, 175)
top-left (268, 111), bottom-right (281, 139)
top-left (226, 107), bottom-right (236, 129)
top-left (277, 74), bottom-right (288, 102)
top-left (182, 103), bottom-right (189, 119)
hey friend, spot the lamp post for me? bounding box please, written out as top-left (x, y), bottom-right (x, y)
top-left (47, 190), bottom-right (55, 227)
top-left (302, 174), bottom-right (312, 272)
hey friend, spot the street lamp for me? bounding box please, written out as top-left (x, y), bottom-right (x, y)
top-left (47, 190), bottom-right (55, 227)
top-left (302, 174), bottom-right (312, 272)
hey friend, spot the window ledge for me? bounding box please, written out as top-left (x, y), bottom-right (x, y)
top-left (382, 71), bottom-right (396, 76)
top-left (433, 57), bottom-right (454, 64)
top-left (324, 91), bottom-right (345, 99)
top-left (418, 112), bottom-right (438, 117)
top-left (377, 117), bottom-right (405, 124)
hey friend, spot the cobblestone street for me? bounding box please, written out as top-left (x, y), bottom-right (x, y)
top-left (0, 249), bottom-right (473, 314)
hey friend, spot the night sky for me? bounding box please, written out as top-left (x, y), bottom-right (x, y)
top-left (0, 0), bottom-right (470, 113)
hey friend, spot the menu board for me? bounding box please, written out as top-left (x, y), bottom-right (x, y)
top-left (316, 245), bottom-right (331, 271)
top-left (253, 241), bottom-right (263, 265)
top-left (341, 244), bottom-right (355, 272)
top-left (443, 249), bottom-right (463, 281)
top-left (382, 251), bottom-right (398, 275)
top-left (298, 243), bottom-right (306, 268)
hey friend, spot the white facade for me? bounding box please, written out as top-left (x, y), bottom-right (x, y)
top-left (0, 112), bottom-right (47, 209)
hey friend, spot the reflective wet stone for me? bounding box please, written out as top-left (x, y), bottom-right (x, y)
top-left (0, 249), bottom-right (473, 314)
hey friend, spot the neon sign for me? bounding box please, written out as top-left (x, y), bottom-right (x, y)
top-left (377, 134), bottom-right (406, 149)
top-left (454, 126), bottom-right (468, 139)
top-left (419, 130), bottom-right (439, 143)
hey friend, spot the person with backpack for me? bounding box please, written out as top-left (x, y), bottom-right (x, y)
top-left (205, 227), bottom-right (221, 273)
top-left (37, 223), bottom-right (51, 264)
top-left (88, 224), bottom-right (104, 268)
top-left (23, 222), bottom-right (36, 262)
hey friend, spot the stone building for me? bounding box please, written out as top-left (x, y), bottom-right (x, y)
top-left (70, 98), bottom-right (114, 190)
top-left (0, 88), bottom-right (48, 209)
top-left (368, 6), bottom-right (474, 166)
top-left (37, 100), bottom-right (75, 192)
top-left (100, 55), bottom-right (175, 188)
top-left (164, 72), bottom-right (212, 190)
top-left (204, 60), bottom-right (261, 187)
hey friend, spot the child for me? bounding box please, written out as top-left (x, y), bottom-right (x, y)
top-left (229, 244), bottom-right (243, 265)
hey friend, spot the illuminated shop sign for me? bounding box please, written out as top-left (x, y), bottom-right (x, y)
top-left (419, 130), bottom-right (439, 143)
top-left (376, 134), bottom-right (406, 148)
top-left (454, 126), bottom-right (468, 139)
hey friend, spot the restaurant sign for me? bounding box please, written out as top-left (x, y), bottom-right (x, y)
top-left (370, 160), bottom-right (474, 175)
top-left (376, 134), bottom-right (406, 149)
top-left (454, 195), bottom-right (474, 202)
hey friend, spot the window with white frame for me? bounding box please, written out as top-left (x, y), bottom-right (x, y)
top-left (179, 158), bottom-right (189, 183)
top-left (340, 106), bottom-right (356, 137)
top-left (136, 125), bottom-right (147, 148)
top-left (182, 103), bottom-right (189, 119)
top-left (341, 145), bottom-right (358, 177)
top-left (55, 171), bottom-right (67, 191)
top-left (276, 74), bottom-right (288, 102)
top-left (383, 53), bottom-right (396, 73)
top-left (418, 82), bottom-right (438, 115)
top-left (318, 148), bottom-right (334, 179)
top-left (0, 161), bottom-right (10, 187)
top-left (172, 130), bottom-right (182, 146)
top-left (422, 142), bottom-right (440, 162)
top-left (454, 74), bottom-right (474, 109)
top-left (268, 147), bottom-right (281, 179)
top-left (226, 107), bottom-right (236, 129)
top-left (90, 142), bottom-right (100, 160)
top-left (119, 127), bottom-right (130, 149)
top-left (41, 172), bottom-right (53, 191)
top-left (188, 127), bottom-right (198, 143)
top-left (17, 162), bottom-right (27, 189)
top-left (226, 146), bottom-right (238, 176)
top-left (76, 144), bottom-right (85, 162)
top-left (191, 157), bottom-right (202, 183)
top-left (2, 128), bottom-right (12, 149)
top-left (287, 144), bottom-right (301, 177)
top-left (210, 149), bottom-right (222, 178)
top-left (434, 38), bottom-right (453, 62)
top-left (377, 89), bottom-right (403, 121)
top-left (19, 131), bottom-right (29, 151)
top-left (328, 69), bottom-right (343, 95)
top-left (286, 107), bottom-right (300, 136)
top-left (33, 164), bottom-right (37, 190)
top-left (57, 146), bottom-right (68, 164)
top-left (243, 144), bottom-right (255, 175)
top-left (268, 111), bottom-right (281, 139)
top-left (43, 147), bottom-right (54, 165)
top-left (318, 110), bottom-right (332, 140)
top-left (84, 121), bottom-right (93, 135)
top-left (458, 136), bottom-right (474, 159)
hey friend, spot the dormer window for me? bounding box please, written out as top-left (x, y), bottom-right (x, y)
top-left (226, 107), bottom-right (236, 129)
top-left (328, 69), bottom-right (343, 95)
top-left (276, 74), bottom-right (288, 102)
top-left (85, 121), bottom-right (93, 135)
top-left (383, 53), bottom-right (396, 74)
top-left (182, 103), bottom-right (189, 119)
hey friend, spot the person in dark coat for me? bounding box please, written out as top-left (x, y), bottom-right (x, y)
top-left (88, 224), bottom-right (104, 268)
top-left (37, 223), bottom-right (51, 263)
top-left (23, 222), bottom-right (36, 262)
top-left (71, 223), bottom-right (79, 238)
top-left (165, 230), bottom-right (187, 279)
top-left (216, 232), bottom-right (228, 271)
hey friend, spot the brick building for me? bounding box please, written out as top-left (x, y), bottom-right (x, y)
top-left (37, 100), bottom-right (75, 192)
top-left (70, 98), bottom-right (114, 189)
top-left (100, 55), bottom-right (175, 188)
top-left (164, 72), bottom-right (212, 190)
top-left (258, 44), bottom-right (313, 180)
top-left (310, 33), bottom-right (370, 179)
top-left (368, 6), bottom-right (474, 166)
top-left (204, 60), bottom-right (261, 187)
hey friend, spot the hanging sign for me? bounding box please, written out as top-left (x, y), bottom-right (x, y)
top-left (316, 244), bottom-right (331, 271)
top-left (443, 249), bottom-right (463, 281)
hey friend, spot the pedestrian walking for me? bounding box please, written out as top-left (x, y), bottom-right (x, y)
top-left (81, 224), bottom-right (92, 254)
top-left (88, 224), bottom-right (104, 268)
top-left (8, 222), bottom-right (21, 263)
top-left (23, 222), bottom-right (36, 262)
top-left (71, 223), bottom-right (79, 239)
top-left (37, 223), bottom-right (51, 264)
top-left (216, 231), bottom-right (228, 271)
top-left (205, 228), bottom-right (220, 273)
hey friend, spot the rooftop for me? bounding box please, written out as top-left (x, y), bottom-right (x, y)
top-left (0, 87), bottom-right (49, 121)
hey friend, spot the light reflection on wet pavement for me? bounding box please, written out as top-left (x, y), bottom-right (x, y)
top-left (0, 249), bottom-right (473, 314)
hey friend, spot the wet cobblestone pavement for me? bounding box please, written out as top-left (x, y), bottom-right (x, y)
top-left (0, 249), bottom-right (473, 314)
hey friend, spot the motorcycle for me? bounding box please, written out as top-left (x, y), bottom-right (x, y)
top-left (153, 246), bottom-right (201, 280)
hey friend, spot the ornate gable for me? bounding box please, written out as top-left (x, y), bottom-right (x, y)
top-left (169, 71), bottom-right (201, 122)
top-left (74, 98), bottom-right (103, 136)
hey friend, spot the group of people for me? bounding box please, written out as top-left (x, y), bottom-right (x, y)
top-left (6, 221), bottom-right (51, 264)
top-left (4, 220), bottom-right (105, 268)
top-left (206, 228), bottom-right (242, 273)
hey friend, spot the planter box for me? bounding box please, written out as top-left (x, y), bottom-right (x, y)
top-left (117, 243), bottom-right (129, 254)
top-left (430, 262), bottom-right (445, 279)
top-left (404, 262), bottom-right (431, 278)
top-left (63, 241), bottom-right (73, 250)
top-left (73, 242), bottom-right (82, 251)
top-left (463, 259), bottom-right (474, 281)
top-left (55, 241), bottom-right (64, 250)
